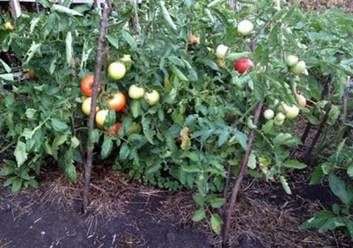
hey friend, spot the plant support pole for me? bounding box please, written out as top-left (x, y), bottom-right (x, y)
top-left (82, 0), bottom-right (111, 213)
top-left (222, 102), bottom-right (263, 247)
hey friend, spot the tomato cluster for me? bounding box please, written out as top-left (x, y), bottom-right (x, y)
top-left (79, 57), bottom-right (160, 135)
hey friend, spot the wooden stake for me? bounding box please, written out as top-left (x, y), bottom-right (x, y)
top-left (222, 102), bottom-right (263, 248)
top-left (82, 0), bottom-right (111, 213)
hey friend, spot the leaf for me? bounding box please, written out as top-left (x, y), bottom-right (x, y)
top-left (106, 35), bottom-right (119, 50)
top-left (101, 136), bottom-right (113, 159)
top-left (121, 30), bottom-right (137, 50)
top-left (247, 152), bottom-right (257, 169)
top-left (60, 149), bottom-right (77, 182)
top-left (11, 178), bottom-right (22, 193)
top-left (52, 4), bottom-right (83, 16)
top-left (192, 209), bottom-right (206, 222)
top-left (65, 31), bottom-right (74, 67)
top-left (284, 160), bottom-right (307, 170)
top-left (233, 130), bottom-right (248, 150)
top-left (217, 129), bottom-right (230, 147)
top-left (160, 1), bottom-right (177, 31)
top-left (30, 16), bottom-right (41, 34)
top-left (119, 143), bottom-right (130, 160)
top-left (70, 136), bottom-right (80, 148)
top-left (51, 118), bottom-right (69, 132)
top-left (347, 165), bottom-right (353, 178)
top-left (14, 141), bottom-right (28, 167)
top-left (310, 166), bottom-right (324, 185)
top-left (210, 213), bottom-right (222, 234)
top-left (0, 58), bottom-right (11, 72)
top-left (0, 73), bottom-right (14, 81)
top-left (142, 117), bottom-right (155, 144)
top-left (24, 42), bottom-right (41, 65)
top-left (52, 134), bottom-right (68, 149)
top-left (89, 129), bottom-right (100, 144)
top-left (209, 197), bottom-right (225, 208)
top-left (146, 163), bottom-right (162, 174)
top-left (329, 174), bottom-right (351, 205)
top-left (25, 108), bottom-right (37, 119)
top-left (131, 100), bottom-right (141, 118)
top-left (280, 176), bottom-right (292, 195)
top-left (301, 211), bottom-right (335, 230)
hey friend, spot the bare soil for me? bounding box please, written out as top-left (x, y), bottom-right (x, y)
top-left (0, 167), bottom-right (352, 248)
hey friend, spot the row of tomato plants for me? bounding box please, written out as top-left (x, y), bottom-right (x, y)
top-left (1, 0), bottom-right (353, 237)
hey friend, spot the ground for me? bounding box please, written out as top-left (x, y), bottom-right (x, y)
top-left (0, 167), bottom-right (351, 248)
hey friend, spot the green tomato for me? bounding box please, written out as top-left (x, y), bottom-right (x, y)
top-left (108, 62), bottom-right (126, 80)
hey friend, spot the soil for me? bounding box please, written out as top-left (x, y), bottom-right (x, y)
top-left (0, 180), bottom-right (210, 248)
top-left (0, 167), bottom-right (352, 248)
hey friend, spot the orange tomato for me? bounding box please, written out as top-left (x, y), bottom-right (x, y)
top-left (80, 74), bottom-right (96, 97)
top-left (108, 92), bottom-right (127, 112)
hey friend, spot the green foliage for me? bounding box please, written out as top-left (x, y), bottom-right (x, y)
top-left (303, 141), bottom-right (353, 238)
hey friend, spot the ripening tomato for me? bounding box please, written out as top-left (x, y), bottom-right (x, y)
top-left (107, 122), bottom-right (122, 136)
top-left (108, 92), bottom-right (127, 112)
top-left (80, 74), bottom-right (96, 97)
top-left (96, 110), bottom-right (109, 127)
top-left (233, 58), bottom-right (254, 74)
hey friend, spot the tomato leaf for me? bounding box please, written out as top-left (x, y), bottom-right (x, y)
top-left (101, 136), bottom-right (113, 159)
top-left (284, 160), bottom-right (307, 170)
top-left (210, 213), bottom-right (222, 234)
top-left (192, 209), bottom-right (206, 222)
top-left (14, 141), bottom-right (28, 167)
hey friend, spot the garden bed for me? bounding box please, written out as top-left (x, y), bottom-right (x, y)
top-left (0, 167), bottom-right (351, 248)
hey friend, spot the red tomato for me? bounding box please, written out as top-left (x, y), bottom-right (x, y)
top-left (80, 74), bottom-right (95, 97)
top-left (107, 122), bottom-right (122, 136)
top-left (108, 92), bottom-right (127, 112)
top-left (233, 58), bottom-right (254, 74)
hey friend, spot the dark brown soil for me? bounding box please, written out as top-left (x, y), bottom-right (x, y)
top-left (1, 167), bottom-right (351, 248)
top-left (0, 184), bottom-right (210, 248)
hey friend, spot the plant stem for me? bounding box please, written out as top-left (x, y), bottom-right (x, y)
top-left (82, 0), bottom-right (111, 214)
top-left (222, 102), bottom-right (263, 248)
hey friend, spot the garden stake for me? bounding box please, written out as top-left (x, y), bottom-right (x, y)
top-left (222, 102), bottom-right (263, 247)
top-left (304, 103), bottom-right (331, 163)
top-left (82, 0), bottom-right (112, 214)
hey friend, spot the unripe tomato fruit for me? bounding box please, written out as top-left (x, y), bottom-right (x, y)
top-left (274, 112), bottom-right (286, 126)
top-left (80, 74), bottom-right (96, 97)
top-left (108, 92), bottom-right (127, 112)
top-left (120, 55), bottom-right (133, 70)
top-left (281, 103), bottom-right (300, 119)
top-left (82, 97), bottom-right (99, 116)
top-left (233, 58), bottom-right (254, 74)
top-left (107, 122), bottom-right (122, 136)
top-left (216, 44), bottom-right (229, 59)
top-left (292, 61), bottom-right (308, 75)
top-left (264, 109), bottom-right (275, 120)
top-left (108, 62), bottom-right (126, 80)
top-left (144, 90), bottom-right (160, 105)
top-left (286, 55), bottom-right (299, 67)
top-left (128, 84), bottom-right (145, 99)
top-left (96, 110), bottom-right (109, 127)
top-left (237, 20), bottom-right (254, 35)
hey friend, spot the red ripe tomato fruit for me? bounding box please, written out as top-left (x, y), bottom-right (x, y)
top-left (233, 58), bottom-right (254, 75)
